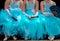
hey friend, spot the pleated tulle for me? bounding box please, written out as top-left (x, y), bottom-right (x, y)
top-left (21, 10), bottom-right (45, 39)
top-left (1, 9), bottom-right (18, 36)
top-left (45, 16), bottom-right (60, 37)
top-left (41, 10), bottom-right (60, 38)
top-left (9, 9), bottom-right (30, 37)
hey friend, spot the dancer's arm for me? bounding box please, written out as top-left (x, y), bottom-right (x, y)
top-left (52, 1), bottom-right (56, 6)
top-left (34, 0), bottom-right (39, 17)
top-left (23, 0), bottom-right (31, 18)
top-left (4, 0), bottom-right (17, 21)
top-left (22, 0), bottom-right (26, 12)
top-left (20, 0), bottom-right (23, 10)
top-left (31, 0), bottom-right (39, 18)
top-left (35, 0), bottom-right (39, 14)
top-left (4, 0), bottom-right (12, 17)
top-left (51, 1), bottom-right (56, 16)
top-left (40, 1), bottom-right (44, 14)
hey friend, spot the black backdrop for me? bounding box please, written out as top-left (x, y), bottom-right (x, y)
top-left (0, 0), bottom-right (60, 10)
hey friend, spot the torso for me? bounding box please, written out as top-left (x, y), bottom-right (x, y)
top-left (44, 1), bottom-right (53, 14)
top-left (26, 0), bottom-right (35, 10)
top-left (9, 0), bottom-right (20, 9)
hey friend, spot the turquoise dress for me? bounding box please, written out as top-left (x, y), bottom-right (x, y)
top-left (22, 0), bottom-right (45, 40)
top-left (43, 1), bottom-right (60, 38)
top-left (8, 0), bottom-right (29, 37)
top-left (0, 0), bottom-right (29, 36)
top-left (0, 9), bottom-right (17, 36)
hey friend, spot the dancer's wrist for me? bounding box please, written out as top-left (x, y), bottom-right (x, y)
top-left (5, 9), bottom-right (12, 17)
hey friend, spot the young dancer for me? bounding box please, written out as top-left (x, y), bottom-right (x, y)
top-left (2, 0), bottom-right (30, 40)
top-left (22, 0), bottom-right (45, 40)
top-left (40, 0), bottom-right (60, 40)
top-left (1, 0), bottom-right (25, 41)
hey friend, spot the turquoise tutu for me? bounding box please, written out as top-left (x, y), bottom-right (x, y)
top-left (21, 10), bottom-right (45, 39)
top-left (0, 9), bottom-right (18, 36)
top-left (41, 9), bottom-right (60, 38)
top-left (40, 1), bottom-right (60, 38)
top-left (9, 9), bottom-right (30, 37)
top-left (37, 10), bottom-right (47, 39)
top-left (38, 10), bottom-right (60, 38)
top-left (45, 15), bottom-right (60, 37)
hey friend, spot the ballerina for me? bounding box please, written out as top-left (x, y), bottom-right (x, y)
top-left (1, 0), bottom-right (24, 41)
top-left (22, 0), bottom-right (45, 40)
top-left (40, 0), bottom-right (60, 40)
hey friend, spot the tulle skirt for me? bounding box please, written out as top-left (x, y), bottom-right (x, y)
top-left (40, 10), bottom-right (60, 38)
top-left (9, 8), bottom-right (30, 37)
top-left (1, 8), bottom-right (60, 39)
top-left (0, 9), bottom-right (18, 36)
top-left (21, 10), bottom-right (45, 40)
top-left (45, 16), bottom-right (60, 37)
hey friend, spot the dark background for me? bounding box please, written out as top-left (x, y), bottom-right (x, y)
top-left (0, 0), bottom-right (60, 10)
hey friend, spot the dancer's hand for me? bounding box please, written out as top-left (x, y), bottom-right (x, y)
top-left (44, 14), bottom-right (48, 16)
top-left (34, 11), bottom-right (38, 17)
top-left (23, 12), bottom-right (31, 18)
top-left (28, 16), bottom-right (32, 18)
top-left (5, 9), bottom-right (12, 17)
top-left (16, 15), bottom-right (21, 21)
top-left (43, 12), bottom-right (51, 16)
top-left (31, 15), bottom-right (38, 18)
top-left (31, 16), bottom-right (36, 18)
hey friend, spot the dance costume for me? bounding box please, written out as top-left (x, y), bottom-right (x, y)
top-left (0, 0), bottom-right (30, 37)
top-left (43, 1), bottom-right (60, 38)
top-left (8, 0), bottom-right (30, 38)
top-left (22, 0), bottom-right (45, 40)
top-left (0, 9), bottom-right (17, 36)
top-left (0, 0), bottom-right (24, 36)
